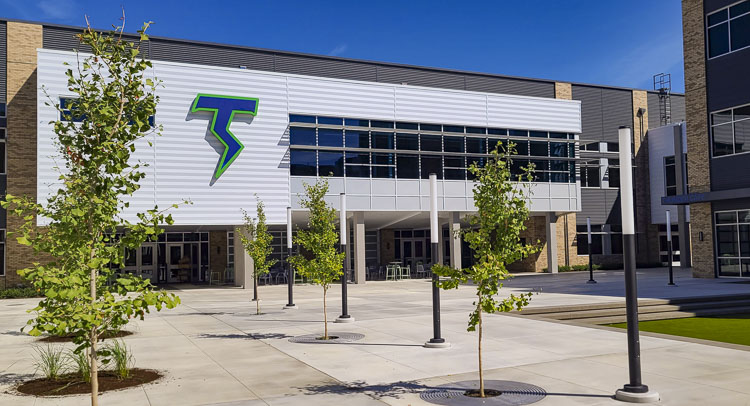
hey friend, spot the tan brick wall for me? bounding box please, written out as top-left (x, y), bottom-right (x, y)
top-left (552, 82), bottom-right (587, 268)
top-left (209, 231), bottom-right (228, 274)
top-left (683, 0), bottom-right (714, 277)
top-left (4, 22), bottom-right (43, 286)
top-left (632, 90), bottom-right (660, 263)
top-left (689, 202), bottom-right (714, 278)
top-left (554, 82), bottom-right (572, 100)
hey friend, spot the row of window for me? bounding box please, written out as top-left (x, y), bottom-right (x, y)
top-left (711, 104), bottom-right (750, 157)
top-left (580, 142), bottom-right (619, 152)
top-left (716, 210), bottom-right (750, 277)
top-left (579, 160), bottom-right (620, 188)
top-left (290, 114), bottom-right (576, 139)
top-left (0, 103), bottom-right (5, 118)
top-left (707, 0), bottom-right (750, 58)
top-left (289, 127), bottom-right (575, 157)
top-left (289, 149), bottom-right (575, 182)
top-left (575, 225), bottom-right (623, 255)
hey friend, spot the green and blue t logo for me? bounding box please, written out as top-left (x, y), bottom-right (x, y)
top-left (191, 94), bottom-right (259, 179)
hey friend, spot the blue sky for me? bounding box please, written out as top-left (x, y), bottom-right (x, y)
top-left (2, 0), bottom-right (686, 92)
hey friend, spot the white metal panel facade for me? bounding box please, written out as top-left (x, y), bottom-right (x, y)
top-left (37, 49), bottom-right (581, 226)
top-left (648, 123), bottom-right (689, 225)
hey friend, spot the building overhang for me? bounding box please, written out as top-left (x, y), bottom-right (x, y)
top-left (661, 187), bottom-right (750, 205)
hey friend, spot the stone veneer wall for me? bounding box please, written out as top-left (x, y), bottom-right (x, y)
top-left (683, 0), bottom-right (714, 278)
top-left (4, 22), bottom-right (43, 286)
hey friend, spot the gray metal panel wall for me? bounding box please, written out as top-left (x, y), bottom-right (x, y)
top-left (44, 25), bottom-right (144, 56)
top-left (376, 65), bottom-right (465, 90)
top-left (647, 93), bottom-right (686, 128)
top-left (464, 75), bottom-right (553, 98)
top-left (572, 85), bottom-right (604, 143)
top-left (711, 155), bottom-right (750, 191)
top-left (601, 88), bottom-right (632, 141)
top-left (0, 22), bottom-right (6, 103)
top-left (578, 189), bottom-right (621, 225)
top-left (276, 54), bottom-right (377, 82)
top-left (150, 40), bottom-right (273, 71)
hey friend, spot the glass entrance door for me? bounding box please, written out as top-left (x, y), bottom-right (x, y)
top-left (167, 244), bottom-right (183, 283)
top-left (140, 243), bottom-right (157, 283)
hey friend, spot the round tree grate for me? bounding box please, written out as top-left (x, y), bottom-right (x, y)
top-left (288, 332), bottom-right (364, 344)
top-left (420, 380), bottom-right (546, 406)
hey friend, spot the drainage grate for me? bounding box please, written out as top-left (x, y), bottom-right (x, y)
top-left (288, 332), bottom-right (364, 344)
top-left (420, 380), bottom-right (546, 406)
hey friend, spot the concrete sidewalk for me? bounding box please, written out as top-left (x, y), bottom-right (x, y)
top-left (1, 270), bottom-right (749, 405)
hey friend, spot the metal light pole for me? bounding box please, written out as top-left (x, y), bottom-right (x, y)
top-left (336, 193), bottom-right (354, 323)
top-left (284, 207), bottom-right (297, 309)
top-left (425, 173), bottom-right (450, 348)
top-left (587, 217), bottom-right (596, 284)
top-left (614, 126), bottom-right (659, 403)
top-left (667, 211), bottom-right (676, 287)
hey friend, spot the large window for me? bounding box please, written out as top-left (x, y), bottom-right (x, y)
top-left (606, 159), bottom-right (620, 188)
top-left (711, 105), bottom-right (750, 157)
top-left (227, 231), bottom-right (234, 270)
top-left (287, 115), bottom-right (577, 182)
top-left (707, 0), bottom-right (750, 59)
top-left (715, 210), bottom-right (750, 277)
top-left (580, 164), bottom-right (600, 187)
top-left (576, 224), bottom-right (603, 255)
top-left (664, 154), bottom-right (689, 196)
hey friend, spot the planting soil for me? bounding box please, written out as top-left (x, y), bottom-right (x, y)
top-left (39, 330), bottom-right (133, 343)
top-left (16, 368), bottom-right (160, 396)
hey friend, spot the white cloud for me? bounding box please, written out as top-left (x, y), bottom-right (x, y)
top-left (327, 44), bottom-right (348, 57)
top-left (38, 0), bottom-right (77, 21)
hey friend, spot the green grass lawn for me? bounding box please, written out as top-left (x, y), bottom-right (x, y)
top-left (609, 313), bottom-right (750, 347)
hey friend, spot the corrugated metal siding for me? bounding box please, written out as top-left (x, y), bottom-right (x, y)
top-left (579, 189), bottom-right (621, 225)
top-left (276, 54), bottom-right (376, 82)
top-left (647, 93), bottom-right (686, 128)
top-left (601, 88), bottom-right (632, 142)
top-left (150, 40), bottom-right (274, 71)
top-left (376, 65), bottom-right (465, 90)
top-left (43, 25), bottom-right (555, 98)
top-left (580, 189), bottom-right (608, 224)
top-left (573, 85), bottom-right (603, 143)
top-left (0, 21), bottom-right (6, 103)
top-left (573, 85), bottom-right (631, 143)
top-left (465, 76), bottom-right (553, 98)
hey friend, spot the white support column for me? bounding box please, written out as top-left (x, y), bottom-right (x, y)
top-left (546, 213), bottom-right (559, 273)
top-left (233, 228), bottom-right (254, 289)
top-left (449, 212), bottom-right (462, 269)
top-left (436, 222), bottom-right (445, 266)
top-left (353, 212), bottom-right (366, 284)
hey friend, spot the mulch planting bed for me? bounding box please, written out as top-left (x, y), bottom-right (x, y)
top-left (16, 368), bottom-right (161, 396)
top-left (39, 330), bottom-right (133, 343)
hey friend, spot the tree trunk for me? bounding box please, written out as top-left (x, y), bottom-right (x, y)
top-left (90, 266), bottom-right (98, 406)
top-left (255, 275), bottom-right (260, 315)
top-left (323, 288), bottom-right (328, 340)
top-left (478, 296), bottom-right (484, 398)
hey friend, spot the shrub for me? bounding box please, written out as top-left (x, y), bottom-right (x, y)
top-left (104, 339), bottom-right (134, 379)
top-left (68, 349), bottom-right (91, 383)
top-left (0, 287), bottom-right (41, 299)
top-left (33, 345), bottom-right (68, 380)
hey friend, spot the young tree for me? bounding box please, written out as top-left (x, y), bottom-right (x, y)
top-left (289, 178), bottom-right (344, 339)
top-left (432, 143), bottom-right (539, 398)
top-left (2, 19), bottom-right (181, 405)
top-left (237, 200), bottom-right (277, 315)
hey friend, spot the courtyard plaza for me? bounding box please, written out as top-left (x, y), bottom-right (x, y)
top-left (1, 268), bottom-right (750, 405)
